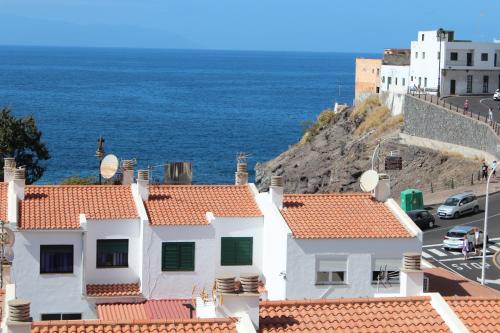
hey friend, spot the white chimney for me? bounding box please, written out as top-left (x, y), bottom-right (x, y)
top-left (12, 168), bottom-right (26, 200)
top-left (235, 161), bottom-right (248, 185)
top-left (3, 157), bottom-right (16, 182)
top-left (374, 173), bottom-right (391, 202)
top-left (122, 160), bottom-right (134, 185)
top-left (137, 169), bottom-right (149, 201)
top-left (269, 176), bottom-right (284, 209)
top-left (400, 252), bottom-right (424, 297)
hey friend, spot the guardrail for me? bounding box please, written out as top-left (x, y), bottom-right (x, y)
top-left (412, 172), bottom-right (486, 194)
top-left (408, 91), bottom-right (500, 136)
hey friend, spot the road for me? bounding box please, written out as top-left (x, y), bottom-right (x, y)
top-left (422, 191), bottom-right (500, 290)
top-left (443, 95), bottom-right (500, 119)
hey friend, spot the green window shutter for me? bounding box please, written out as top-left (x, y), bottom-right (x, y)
top-left (162, 242), bottom-right (195, 271)
top-left (221, 237), bottom-right (253, 266)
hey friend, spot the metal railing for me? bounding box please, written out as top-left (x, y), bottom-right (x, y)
top-left (409, 91), bottom-right (500, 136)
top-left (403, 171), bottom-right (487, 194)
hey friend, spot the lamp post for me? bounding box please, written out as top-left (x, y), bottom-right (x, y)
top-left (436, 28), bottom-right (445, 98)
top-left (95, 136), bottom-right (105, 185)
top-left (481, 162), bottom-right (497, 285)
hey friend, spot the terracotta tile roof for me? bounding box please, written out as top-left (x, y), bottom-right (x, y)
top-left (445, 296), bottom-right (500, 333)
top-left (97, 299), bottom-right (194, 321)
top-left (144, 185), bottom-right (262, 225)
top-left (424, 268), bottom-right (500, 297)
top-left (31, 318), bottom-right (237, 333)
top-left (19, 185), bottom-right (139, 229)
top-left (280, 193), bottom-right (412, 239)
top-left (87, 283), bottom-right (141, 297)
top-left (259, 296), bottom-right (450, 333)
top-left (0, 183), bottom-right (7, 222)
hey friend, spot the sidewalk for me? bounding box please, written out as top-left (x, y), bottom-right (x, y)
top-left (396, 180), bottom-right (500, 206)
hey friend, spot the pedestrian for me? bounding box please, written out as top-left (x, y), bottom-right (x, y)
top-left (488, 108), bottom-right (493, 123)
top-left (474, 227), bottom-right (481, 256)
top-left (467, 231), bottom-right (475, 256)
top-left (482, 161), bottom-right (489, 180)
top-left (464, 99), bottom-right (469, 113)
top-left (462, 235), bottom-right (469, 260)
top-left (493, 160), bottom-right (497, 179)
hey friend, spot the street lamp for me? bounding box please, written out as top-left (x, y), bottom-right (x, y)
top-left (436, 28), bottom-right (446, 98)
top-left (481, 162), bottom-right (497, 285)
top-left (95, 136), bottom-right (105, 185)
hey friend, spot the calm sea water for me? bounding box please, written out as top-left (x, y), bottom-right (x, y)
top-left (0, 46), bottom-right (370, 184)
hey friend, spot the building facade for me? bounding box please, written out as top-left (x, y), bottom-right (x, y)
top-left (410, 29), bottom-right (500, 95)
top-left (354, 58), bottom-right (381, 102)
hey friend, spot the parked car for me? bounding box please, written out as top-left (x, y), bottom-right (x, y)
top-left (407, 209), bottom-right (435, 229)
top-left (494, 89), bottom-right (500, 101)
top-left (443, 225), bottom-right (488, 251)
top-left (436, 192), bottom-right (479, 219)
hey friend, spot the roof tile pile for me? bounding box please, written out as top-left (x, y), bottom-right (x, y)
top-left (97, 299), bottom-right (194, 321)
top-left (144, 185), bottom-right (262, 225)
top-left (259, 297), bottom-right (450, 332)
top-left (87, 283), bottom-right (141, 297)
top-left (31, 318), bottom-right (237, 333)
top-left (0, 183), bottom-right (7, 222)
top-left (19, 185), bottom-right (138, 229)
top-left (281, 193), bottom-right (411, 239)
top-left (445, 296), bottom-right (500, 333)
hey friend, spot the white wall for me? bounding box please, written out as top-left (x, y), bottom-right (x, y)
top-left (12, 231), bottom-right (95, 320)
top-left (380, 65), bottom-right (410, 94)
top-left (442, 70), bottom-right (500, 95)
top-left (84, 219), bottom-right (142, 285)
top-left (285, 237), bottom-right (421, 299)
top-left (256, 192), bottom-right (291, 300)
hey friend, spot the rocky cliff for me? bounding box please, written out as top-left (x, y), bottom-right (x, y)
top-left (255, 98), bottom-right (481, 196)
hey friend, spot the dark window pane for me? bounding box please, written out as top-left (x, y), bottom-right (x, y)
top-left (41, 314), bottom-right (62, 321)
top-left (62, 313), bottom-right (82, 320)
top-left (96, 239), bottom-right (128, 268)
top-left (40, 245), bottom-right (73, 274)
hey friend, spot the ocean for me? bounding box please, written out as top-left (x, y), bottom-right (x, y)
top-left (0, 46), bottom-right (370, 184)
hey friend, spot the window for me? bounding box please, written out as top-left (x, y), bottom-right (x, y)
top-left (481, 53), bottom-right (488, 61)
top-left (411, 76), bottom-right (413, 82)
top-left (316, 258), bottom-right (346, 285)
top-left (415, 52), bottom-right (418, 59)
top-left (377, 68), bottom-right (380, 75)
top-left (450, 52), bottom-right (458, 61)
top-left (424, 77), bottom-right (428, 87)
top-left (402, 78), bottom-right (406, 86)
top-left (467, 75), bottom-right (473, 93)
top-left (421, 33), bottom-right (425, 41)
top-left (395, 77), bottom-right (398, 86)
top-left (96, 239), bottom-right (128, 268)
top-left (162, 242), bottom-right (195, 271)
top-left (418, 77), bottom-right (422, 86)
top-left (382, 76), bottom-right (385, 83)
top-left (41, 313), bottom-right (82, 321)
top-left (40, 245), bottom-right (73, 274)
top-left (422, 52), bottom-right (426, 59)
top-left (221, 237), bottom-right (253, 266)
top-left (438, 51), bottom-right (440, 60)
top-left (388, 77), bottom-right (392, 85)
top-left (483, 75), bottom-right (489, 93)
top-left (372, 258), bottom-right (401, 284)
top-left (376, 87), bottom-right (380, 93)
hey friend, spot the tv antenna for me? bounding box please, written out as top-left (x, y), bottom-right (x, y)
top-left (236, 152), bottom-right (251, 164)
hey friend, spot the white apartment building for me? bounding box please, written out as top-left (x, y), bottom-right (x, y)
top-left (1, 160), bottom-right (422, 321)
top-left (380, 50), bottom-right (411, 94)
top-left (410, 29), bottom-right (500, 95)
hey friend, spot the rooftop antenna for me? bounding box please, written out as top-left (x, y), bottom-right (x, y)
top-left (359, 169), bottom-right (379, 192)
top-left (100, 154), bottom-right (119, 180)
top-left (236, 152), bottom-right (251, 164)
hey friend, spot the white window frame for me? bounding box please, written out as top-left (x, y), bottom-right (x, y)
top-left (315, 257), bottom-right (347, 285)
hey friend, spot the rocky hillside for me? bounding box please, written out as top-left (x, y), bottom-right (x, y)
top-left (255, 97), bottom-right (481, 196)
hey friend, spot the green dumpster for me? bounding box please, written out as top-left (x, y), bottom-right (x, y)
top-left (400, 189), bottom-right (424, 212)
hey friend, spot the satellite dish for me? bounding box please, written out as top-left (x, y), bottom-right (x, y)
top-left (360, 170), bottom-right (379, 192)
top-left (100, 154), bottom-right (119, 179)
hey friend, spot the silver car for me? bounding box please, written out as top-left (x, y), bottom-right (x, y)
top-left (437, 192), bottom-right (479, 219)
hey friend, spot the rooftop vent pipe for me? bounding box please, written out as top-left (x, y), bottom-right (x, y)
top-left (122, 160), bottom-right (134, 185)
top-left (270, 176), bottom-right (284, 209)
top-left (9, 299), bottom-right (31, 322)
top-left (235, 162), bottom-right (248, 185)
top-left (3, 158), bottom-right (16, 182)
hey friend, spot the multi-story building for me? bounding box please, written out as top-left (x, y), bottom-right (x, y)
top-left (380, 50), bottom-right (411, 94)
top-left (410, 29), bottom-right (500, 95)
top-left (354, 58), bottom-right (381, 102)
top-left (1, 159), bottom-right (421, 320)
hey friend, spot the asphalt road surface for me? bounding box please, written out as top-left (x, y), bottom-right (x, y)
top-left (444, 95), bottom-right (500, 119)
top-left (422, 191), bottom-right (500, 290)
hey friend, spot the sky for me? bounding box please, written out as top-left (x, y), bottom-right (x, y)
top-left (1, 0), bottom-right (499, 52)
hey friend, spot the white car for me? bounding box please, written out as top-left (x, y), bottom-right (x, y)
top-left (494, 89), bottom-right (500, 101)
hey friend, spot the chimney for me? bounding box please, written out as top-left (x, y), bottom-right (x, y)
top-left (400, 252), bottom-right (423, 297)
top-left (270, 176), bottom-right (284, 209)
top-left (3, 157), bottom-right (16, 182)
top-left (12, 168), bottom-right (26, 200)
top-left (374, 173), bottom-right (391, 202)
top-left (235, 161), bottom-right (248, 185)
top-left (122, 160), bottom-right (134, 185)
top-left (7, 299), bottom-right (32, 333)
top-left (137, 169), bottom-right (149, 201)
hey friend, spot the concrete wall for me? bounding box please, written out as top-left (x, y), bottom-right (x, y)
top-left (403, 95), bottom-right (500, 157)
top-left (285, 237), bottom-right (421, 299)
top-left (380, 91), bottom-right (406, 116)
